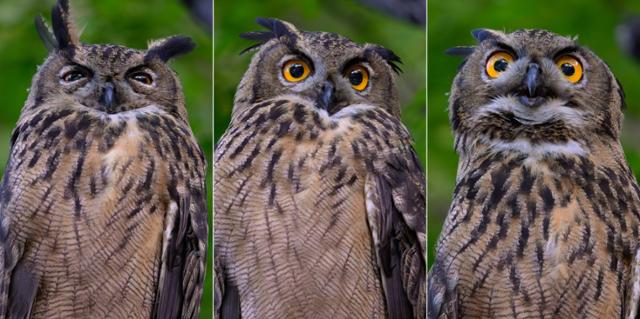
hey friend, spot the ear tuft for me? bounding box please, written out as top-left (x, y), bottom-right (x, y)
top-left (239, 17), bottom-right (297, 55)
top-left (35, 15), bottom-right (57, 52)
top-left (366, 45), bottom-right (403, 74)
top-left (145, 36), bottom-right (196, 62)
top-left (471, 28), bottom-right (499, 43)
top-left (445, 46), bottom-right (475, 57)
top-left (51, 0), bottom-right (80, 51)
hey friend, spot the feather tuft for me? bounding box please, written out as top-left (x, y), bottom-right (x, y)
top-left (146, 36), bottom-right (196, 62)
top-left (471, 28), bottom-right (498, 43)
top-left (239, 17), bottom-right (295, 55)
top-left (445, 46), bottom-right (475, 57)
top-left (51, 0), bottom-right (80, 51)
top-left (366, 45), bottom-right (403, 74)
top-left (35, 16), bottom-right (57, 52)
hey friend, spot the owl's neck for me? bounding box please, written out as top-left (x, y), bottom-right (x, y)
top-left (455, 135), bottom-right (627, 179)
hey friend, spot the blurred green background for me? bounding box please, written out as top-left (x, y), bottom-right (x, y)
top-left (428, 0), bottom-right (640, 266)
top-left (0, 0), bottom-right (212, 317)
top-left (214, 0), bottom-right (426, 169)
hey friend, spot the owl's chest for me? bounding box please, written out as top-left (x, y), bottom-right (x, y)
top-left (216, 119), bottom-right (374, 244)
top-left (215, 128), bottom-right (385, 315)
top-left (225, 127), bottom-right (368, 212)
top-left (215, 101), bottom-right (400, 250)
top-left (8, 115), bottom-right (174, 240)
top-left (54, 118), bottom-right (169, 196)
top-left (444, 155), bottom-right (640, 316)
top-left (3, 117), bottom-right (173, 317)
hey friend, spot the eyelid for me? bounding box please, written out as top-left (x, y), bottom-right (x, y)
top-left (126, 65), bottom-right (154, 76)
top-left (341, 60), bottom-right (374, 77)
top-left (58, 64), bottom-right (92, 77)
top-left (126, 67), bottom-right (157, 82)
top-left (493, 42), bottom-right (518, 58)
top-left (279, 54), bottom-right (313, 69)
top-left (341, 58), bottom-right (367, 72)
top-left (552, 46), bottom-right (579, 60)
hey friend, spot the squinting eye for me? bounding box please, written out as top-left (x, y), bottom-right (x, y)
top-left (282, 59), bottom-right (311, 82)
top-left (344, 65), bottom-right (370, 91)
top-left (130, 72), bottom-right (153, 85)
top-left (555, 55), bottom-right (583, 83)
top-left (485, 51), bottom-right (514, 79)
top-left (61, 70), bottom-right (86, 82)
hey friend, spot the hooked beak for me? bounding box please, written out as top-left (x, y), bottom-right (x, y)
top-left (517, 63), bottom-right (545, 107)
top-left (315, 80), bottom-right (335, 111)
top-left (525, 63), bottom-right (540, 97)
top-left (100, 82), bottom-right (115, 111)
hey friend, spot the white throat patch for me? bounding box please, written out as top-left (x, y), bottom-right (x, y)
top-left (473, 96), bottom-right (585, 126)
top-left (486, 138), bottom-right (586, 158)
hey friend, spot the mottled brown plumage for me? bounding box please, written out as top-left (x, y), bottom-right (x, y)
top-left (214, 18), bottom-right (425, 318)
top-left (0, 1), bottom-right (207, 318)
top-left (429, 29), bottom-right (640, 318)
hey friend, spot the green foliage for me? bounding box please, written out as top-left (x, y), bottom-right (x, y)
top-left (428, 0), bottom-right (640, 266)
top-left (214, 0), bottom-right (426, 169)
top-left (0, 1), bottom-right (212, 317)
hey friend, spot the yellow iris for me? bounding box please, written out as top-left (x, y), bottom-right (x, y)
top-left (555, 55), bottom-right (583, 83)
top-left (485, 51), bottom-right (514, 79)
top-left (344, 65), bottom-right (369, 91)
top-left (282, 59), bottom-right (311, 82)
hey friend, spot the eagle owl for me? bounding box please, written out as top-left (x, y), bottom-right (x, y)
top-left (0, 1), bottom-right (207, 318)
top-left (429, 29), bottom-right (640, 318)
top-left (214, 18), bottom-right (425, 318)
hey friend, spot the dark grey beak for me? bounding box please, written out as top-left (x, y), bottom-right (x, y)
top-left (316, 80), bottom-right (335, 111)
top-left (100, 82), bottom-right (115, 111)
top-left (525, 63), bottom-right (541, 97)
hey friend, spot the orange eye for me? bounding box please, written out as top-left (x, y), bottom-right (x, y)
top-left (485, 51), bottom-right (514, 78)
top-left (555, 55), bottom-right (583, 83)
top-left (344, 65), bottom-right (369, 91)
top-left (282, 59), bottom-right (311, 82)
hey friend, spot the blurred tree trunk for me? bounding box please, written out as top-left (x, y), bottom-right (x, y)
top-left (358, 0), bottom-right (425, 26)
top-left (181, 0), bottom-right (212, 33)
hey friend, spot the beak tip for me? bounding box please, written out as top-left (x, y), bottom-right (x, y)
top-left (100, 83), bottom-right (116, 110)
top-left (525, 63), bottom-right (541, 97)
top-left (317, 81), bottom-right (335, 111)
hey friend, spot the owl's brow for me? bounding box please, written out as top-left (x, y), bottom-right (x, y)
top-left (552, 46), bottom-right (579, 59)
top-left (62, 61), bottom-right (91, 71)
top-left (339, 57), bottom-right (367, 72)
top-left (491, 42), bottom-right (518, 57)
top-left (124, 64), bottom-right (152, 74)
top-left (286, 48), bottom-right (311, 59)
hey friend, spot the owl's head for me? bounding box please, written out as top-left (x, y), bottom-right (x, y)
top-left (448, 29), bottom-right (625, 156)
top-left (234, 18), bottom-right (402, 117)
top-left (27, 0), bottom-right (195, 120)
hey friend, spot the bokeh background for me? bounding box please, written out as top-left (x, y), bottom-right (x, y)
top-left (214, 0), bottom-right (426, 169)
top-left (0, 0), bottom-right (213, 317)
top-left (428, 0), bottom-right (640, 266)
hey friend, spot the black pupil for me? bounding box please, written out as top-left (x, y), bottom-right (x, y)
top-left (561, 63), bottom-right (575, 76)
top-left (494, 59), bottom-right (508, 72)
top-left (289, 64), bottom-right (305, 78)
top-left (349, 70), bottom-right (363, 86)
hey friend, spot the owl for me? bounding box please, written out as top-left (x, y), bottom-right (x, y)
top-left (428, 29), bottom-right (640, 318)
top-left (0, 1), bottom-right (207, 318)
top-left (214, 18), bottom-right (425, 318)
